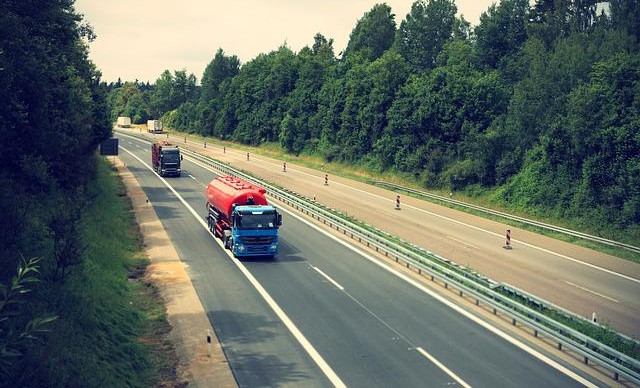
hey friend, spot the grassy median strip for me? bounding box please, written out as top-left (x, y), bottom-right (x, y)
top-left (27, 159), bottom-right (178, 387)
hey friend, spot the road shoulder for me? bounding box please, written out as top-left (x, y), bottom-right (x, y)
top-left (117, 158), bottom-right (237, 388)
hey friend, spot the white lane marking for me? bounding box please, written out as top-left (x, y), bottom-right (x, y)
top-left (183, 153), bottom-right (468, 385)
top-left (447, 235), bottom-right (478, 249)
top-left (187, 173), bottom-right (206, 187)
top-left (123, 138), bottom-right (597, 387)
top-left (312, 266), bottom-right (470, 387)
top-left (312, 266), bottom-right (344, 290)
top-left (159, 131), bottom-right (639, 285)
top-left (564, 281), bottom-right (619, 303)
top-left (279, 203), bottom-right (598, 387)
top-left (416, 347), bottom-right (472, 388)
top-left (120, 146), bottom-right (346, 388)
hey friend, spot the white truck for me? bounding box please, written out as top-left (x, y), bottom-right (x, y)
top-left (117, 116), bottom-right (131, 128)
top-left (147, 120), bottom-right (163, 133)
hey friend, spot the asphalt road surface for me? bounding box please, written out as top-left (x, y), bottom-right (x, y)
top-left (116, 134), bottom-right (602, 387)
top-left (129, 129), bottom-right (640, 338)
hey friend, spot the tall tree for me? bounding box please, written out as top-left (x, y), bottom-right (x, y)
top-left (343, 3), bottom-right (396, 62)
top-left (198, 49), bottom-right (240, 135)
top-left (475, 0), bottom-right (529, 69)
top-left (394, 0), bottom-right (457, 72)
top-left (609, 0), bottom-right (640, 42)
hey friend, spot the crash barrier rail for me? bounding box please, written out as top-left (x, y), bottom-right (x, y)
top-left (117, 131), bottom-right (640, 384)
top-left (373, 181), bottom-right (640, 255)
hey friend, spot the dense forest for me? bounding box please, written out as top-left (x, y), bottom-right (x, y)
top-left (0, 0), bottom-right (149, 385)
top-left (110, 0), bottom-right (640, 239)
top-left (0, 0), bottom-right (637, 383)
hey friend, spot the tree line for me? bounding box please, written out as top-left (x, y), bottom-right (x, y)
top-left (109, 0), bottom-right (640, 237)
top-left (1, 0), bottom-right (111, 382)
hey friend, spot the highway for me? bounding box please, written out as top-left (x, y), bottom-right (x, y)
top-left (134, 130), bottom-right (640, 338)
top-left (117, 134), bottom-right (601, 387)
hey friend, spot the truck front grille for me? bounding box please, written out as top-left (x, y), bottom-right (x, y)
top-left (240, 236), bottom-right (276, 245)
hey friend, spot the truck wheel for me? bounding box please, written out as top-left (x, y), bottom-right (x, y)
top-left (225, 236), bottom-right (232, 250)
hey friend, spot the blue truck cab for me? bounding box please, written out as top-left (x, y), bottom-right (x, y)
top-left (228, 204), bottom-right (282, 258)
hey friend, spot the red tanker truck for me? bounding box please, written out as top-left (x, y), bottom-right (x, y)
top-left (206, 176), bottom-right (282, 258)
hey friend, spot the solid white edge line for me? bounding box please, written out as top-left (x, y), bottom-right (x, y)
top-left (121, 137), bottom-right (597, 387)
top-left (278, 196), bottom-right (599, 388)
top-left (312, 266), bottom-right (345, 290)
top-left (119, 145), bottom-right (346, 388)
top-left (416, 347), bottom-right (472, 388)
top-left (121, 131), bottom-right (639, 284)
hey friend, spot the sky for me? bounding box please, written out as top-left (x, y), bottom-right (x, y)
top-left (74, 0), bottom-right (498, 84)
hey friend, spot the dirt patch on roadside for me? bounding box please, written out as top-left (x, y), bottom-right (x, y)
top-left (116, 158), bottom-right (237, 388)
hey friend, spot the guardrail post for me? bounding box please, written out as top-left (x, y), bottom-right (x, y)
top-left (164, 145), bottom-right (639, 383)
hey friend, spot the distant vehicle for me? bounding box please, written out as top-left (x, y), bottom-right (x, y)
top-left (147, 119), bottom-right (163, 133)
top-left (151, 140), bottom-right (181, 177)
top-left (117, 116), bottom-right (131, 128)
top-left (206, 176), bottom-right (282, 258)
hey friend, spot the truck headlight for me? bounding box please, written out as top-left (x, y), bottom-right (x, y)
top-left (270, 244), bottom-right (277, 251)
top-left (237, 245), bottom-right (246, 252)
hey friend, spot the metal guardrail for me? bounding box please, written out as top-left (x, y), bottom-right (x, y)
top-left (177, 147), bottom-right (640, 385)
top-left (374, 181), bottom-right (640, 255)
top-left (117, 131), bottom-right (640, 385)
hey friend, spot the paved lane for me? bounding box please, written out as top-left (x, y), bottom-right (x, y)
top-left (117, 134), bottom-right (601, 387)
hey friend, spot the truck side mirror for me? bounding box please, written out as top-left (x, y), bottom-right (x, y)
top-left (181, 155), bottom-right (183, 161)
top-left (277, 213), bottom-right (282, 226)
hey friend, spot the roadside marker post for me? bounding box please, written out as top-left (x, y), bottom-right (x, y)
top-left (504, 229), bottom-right (512, 250)
top-left (207, 330), bottom-right (212, 357)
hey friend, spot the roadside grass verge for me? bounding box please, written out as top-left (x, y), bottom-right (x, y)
top-left (155, 128), bottom-right (638, 261)
top-left (23, 158), bottom-right (180, 388)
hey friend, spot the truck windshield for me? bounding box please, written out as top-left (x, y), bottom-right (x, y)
top-left (236, 212), bottom-right (277, 229)
top-left (163, 152), bottom-right (180, 163)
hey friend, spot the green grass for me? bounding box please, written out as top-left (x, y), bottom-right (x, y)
top-left (23, 158), bottom-right (179, 388)
top-left (157, 128), bottom-right (639, 262)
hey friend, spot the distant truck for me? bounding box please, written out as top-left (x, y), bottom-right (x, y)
top-left (117, 116), bottom-right (131, 128)
top-left (206, 176), bottom-right (282, 258)
top-left (151, 141), bottom-right (182, 177)
top-left (147, 119), bottom-right (163, 133)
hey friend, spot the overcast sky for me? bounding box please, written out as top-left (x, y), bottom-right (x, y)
top-left (74, 0), bottom-right (498, 84)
